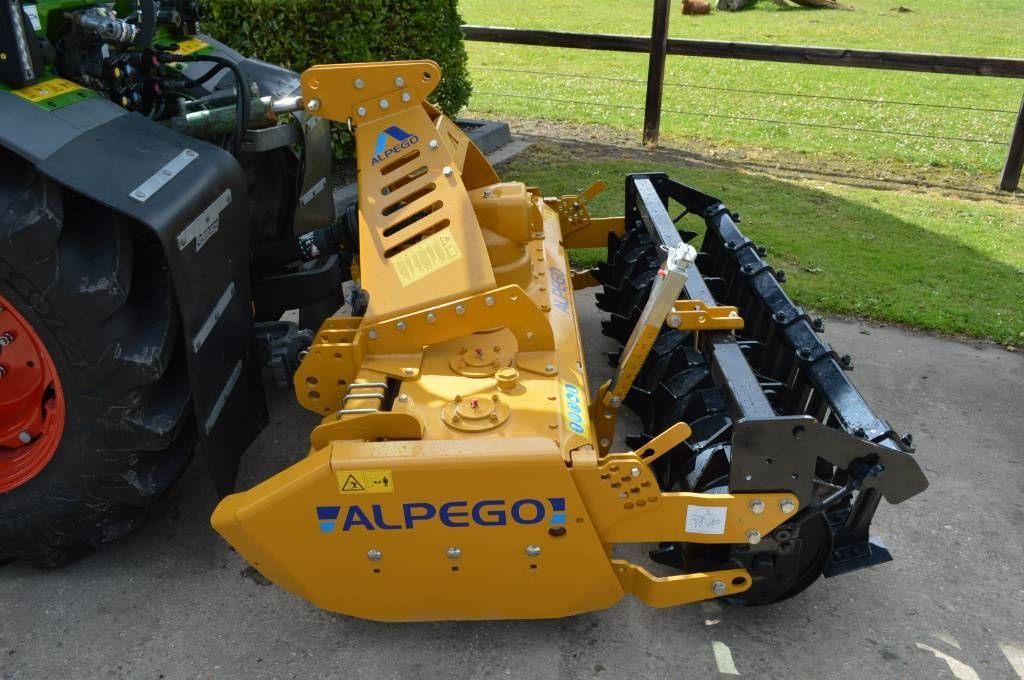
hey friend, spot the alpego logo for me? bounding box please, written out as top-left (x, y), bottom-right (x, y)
top-left (371, 125), bottom-right (419, 165)
top-left (316, 497), bottom-right (567, 533)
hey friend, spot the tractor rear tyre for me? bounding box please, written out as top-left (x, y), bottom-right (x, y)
top-left (0, 156), bottom-right (195, 567)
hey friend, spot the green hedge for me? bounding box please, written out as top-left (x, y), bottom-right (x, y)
top-left (201, 0), bottom-right (471, 115)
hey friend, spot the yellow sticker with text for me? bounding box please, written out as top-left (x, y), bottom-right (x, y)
top-left (171, 38), bottom-right (210, 56)
top-left (11, 78), bottom-right (83, 103)
top-left (335, 469), bottom-right (395, 494)
top-left (391, 227), bottom-right (461, 287)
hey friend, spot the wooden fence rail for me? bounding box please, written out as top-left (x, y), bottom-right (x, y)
top-left (462, 11), bottom-right (1024, 191)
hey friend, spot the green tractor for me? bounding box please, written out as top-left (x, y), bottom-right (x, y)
top-left (0, 0), bottom-right (350, 564)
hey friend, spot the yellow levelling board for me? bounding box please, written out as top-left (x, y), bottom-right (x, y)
top-left (390, 227), bottom-right (461, 286)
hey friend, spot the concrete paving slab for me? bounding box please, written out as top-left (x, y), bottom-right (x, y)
top-left (1, 289), bottom-right (1022, 680)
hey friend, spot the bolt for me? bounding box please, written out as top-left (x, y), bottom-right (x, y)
top-left (455, 304), bottom-right (466, 316)
top-left (712, 581), bottom-right (727, 596)
top-left (132, 190), bottom-right (147, 200)
top-left (297, 349), bottom-right (309, 361)
top-left (394, 76), bottom-right (405, 87)
top-left (599, 437), bottom-right (610, 448)
top-left (630, 467), bottom-right (641, 478)
top-left (443, 166), bottom-right (454, 177)
top-left (746, 529), bottom-right (762, 545)
top-left (749, 499), bottom-right (766, 515)
top-left (306, 98), bottom-right (321, 112)
top-left (403, 368), bottom-right (415, 376)
top-left (446, 546), bottom-right (461, 559)
top-left (489, 412), bottom-right (499, 422)
top-left (398, 394), bottom-right (409, 403)
top-left (379, 99), bottom-right (389, 110)
top-left (0, 365), bottom-right (6, 379)
top-left (610, 396), bottom-right (622, 408)
top-left (367, 329), bottom-right (379, 340)
top-left (354, 78), bottom-right (364, 89)
top-left (396, 321), bottom-right (407, 332)
top-left (0, 332), bottom-right (14, 346)
top-left (779, 499), bottom-right (796, 514)
top-left (401, 92), bottom-right (411, 103)
top-left (356, 106), bottom-right (367, 117)
top-left (525, 545), bottom-right (541, 557)
top-left (426, 312), bottom-right (437, 323)
top-left (367, 549), bottom-right (382, 562)
top-left (429, 139), bottom-right (439, 150)
top-left (484, 295), bottom-right (495, 307)
top-left (668, 314), bottom-right (681, 328)
top-left (545, 364), bottom-right (555, 373)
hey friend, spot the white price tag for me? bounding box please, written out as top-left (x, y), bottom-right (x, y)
top-left (685, 505), bottom-right (728, 535)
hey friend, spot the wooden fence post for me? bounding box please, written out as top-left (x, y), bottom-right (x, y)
top-left (642, 0), bottom-right (671, 147)
top-left (999, 94), bottom-right (1024, 191)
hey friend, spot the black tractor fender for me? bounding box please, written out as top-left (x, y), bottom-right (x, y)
top-left (0, 93), bottom-right (264, 495)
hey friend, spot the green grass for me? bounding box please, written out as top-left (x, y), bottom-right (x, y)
top-left (459, 0), bottom-right (1024, 174)
top-left (500, 145), bottom-right (1024, 344)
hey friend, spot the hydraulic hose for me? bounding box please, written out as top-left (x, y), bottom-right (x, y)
top-left (157, 52), bottom-right (249, 156)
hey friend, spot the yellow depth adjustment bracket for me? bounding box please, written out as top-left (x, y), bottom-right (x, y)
top-left (571, 424), bottom-right (799, 608)
top-left (545, 181), bottom-right (626, 250)
top-left (591, 299), bottom-right (744, 455)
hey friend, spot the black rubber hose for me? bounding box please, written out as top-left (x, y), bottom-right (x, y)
top-left (158, 52), bottom-right (249, 156)
top-left (133, 0), bottom-right (156, 47)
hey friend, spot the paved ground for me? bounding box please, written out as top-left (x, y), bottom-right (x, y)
top-left (2, 289), bottom-right (1023, 680)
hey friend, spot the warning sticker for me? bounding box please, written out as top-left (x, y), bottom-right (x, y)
top-left (685, 505), bottom-right (728, 535)
top-left (335, 469), bottom-right (395, 495)
top-left (11, 78), bottom-right (84, 103)
top-left (171, 38), bottom-right (210, 56)
top-left (390, 227), bottom-right (461, 287)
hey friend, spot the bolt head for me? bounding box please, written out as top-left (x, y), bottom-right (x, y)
top-left (354, 78), bottom-right (364, 89)
top-left (668, 314), bottom-right (681, 328)
top-left (396, 321), bottom-right (407, 332)
top-left (610, 396), bottom-right (623, 408)
top-left (484, 295), bottom-right (495, 307)
top-left (746, 529), bottom-right (762, 545)
top-left (403, 368), bottom-right (415, 376)
top-left (398, 394), bottom-right (409, 403)
top-left (426, 312), bottom-right (437, 323)
top-left (443, 166), bottom-right (454, 177)
top-left (779, 499), bottom-right (796, 515)
top-left (18, 431), bottom-right (32, 444)
top-left (394, 76), bottom-right (405, 87)
top-left (401, 92), bottom-right (411, 103)
top-left (630, 466), bottom-right (641, 478)
top-left (749, 499), bottom-right (766, 515)
top-left (367, 549), bottom-right (382, 561)
top-left (525, 545), bottom-right (541, 557)
top-left (379, 99), bottom-right (389, 110)
top-left (356, 106), bottom-right (367, 117)
top-left (454, 304), bottom-right (466, 315)
top-left (367, 329), bottom-right (379, 340)
top-left (599, 437), bottom-right (610, 448)
top-left (712, 580), bottom-right (727, 596)
top-left (446, 546), bottom-right (461, 559)
top-left (545, 364), bottom-right (556, 373)
top-left (429, 139), bottom-right (439, 150)
top-left (306, 98), bottom-right (321, 112)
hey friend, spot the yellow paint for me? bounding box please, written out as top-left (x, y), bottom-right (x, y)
top-left (171, 38), bottom-right (209, 56)
top-left (11, 77), bottom-right (82, 103)
top-left (391, 227), bottom-right (461, 286)
top-left (335, 468), bottom-right (395, 495)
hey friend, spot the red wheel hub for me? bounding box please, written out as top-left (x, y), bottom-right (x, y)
top-left (0, 293), bottom-right (65, 493)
